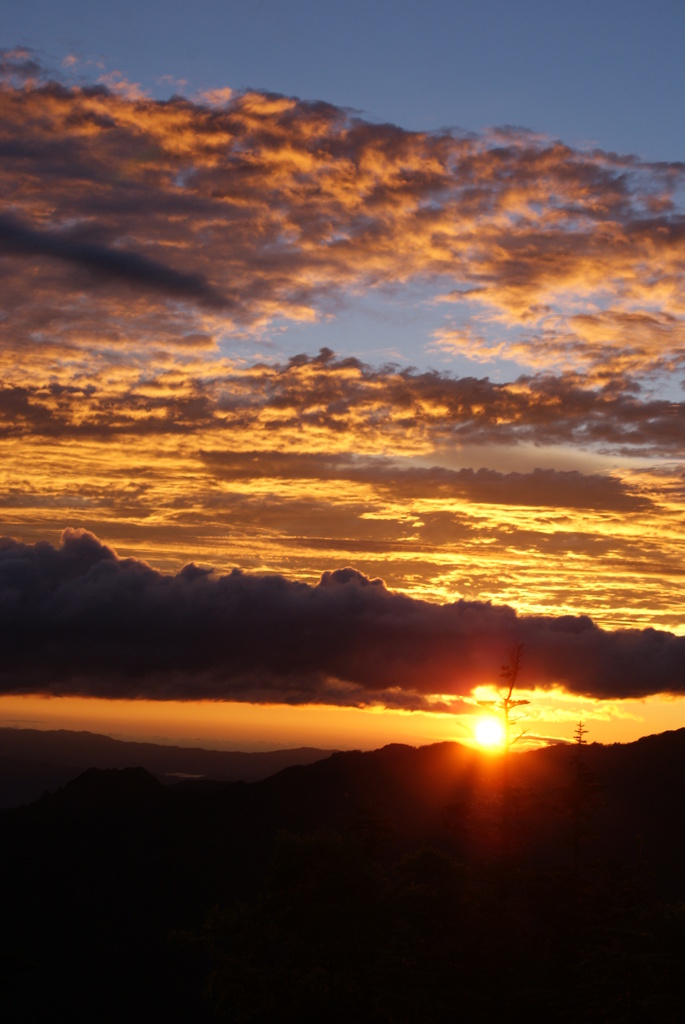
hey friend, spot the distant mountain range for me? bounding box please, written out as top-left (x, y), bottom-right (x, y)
top-left (0, 726), bottom-right (336, 807)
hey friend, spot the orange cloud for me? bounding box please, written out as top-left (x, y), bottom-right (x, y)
top-left (0, 66), bottom-right (683, 381)
top-left (0, 348), bottom-right (683, 631)
top-left (1, 62), bottom-right (684, 641)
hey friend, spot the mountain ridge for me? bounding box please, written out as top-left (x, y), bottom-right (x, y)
top-left (0, 725), bottom-right (336, 807)
top-left (4, 727), bottom-right (685, 1021)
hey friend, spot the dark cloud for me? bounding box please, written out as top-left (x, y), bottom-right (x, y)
top-left (0, 214), bottom-right (225, 305)
top-left (0, 47), bottom-right (44, 84)
top-left (0, 530), bottom-right (683, 706)
top-left (201, 450), bottom-right (651, 512)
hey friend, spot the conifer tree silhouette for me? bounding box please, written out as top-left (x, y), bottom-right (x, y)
top-left (477, 643), bottom-right (529, 885)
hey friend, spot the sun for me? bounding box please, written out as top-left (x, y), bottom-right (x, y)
top-left (474, 716), bottom-right (505, 750)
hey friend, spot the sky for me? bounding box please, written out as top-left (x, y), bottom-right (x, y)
top-left (1, 1), bottom-right (685, 751)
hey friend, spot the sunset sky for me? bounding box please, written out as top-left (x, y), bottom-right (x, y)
top-left (1, 2), bottom-right (685, 751)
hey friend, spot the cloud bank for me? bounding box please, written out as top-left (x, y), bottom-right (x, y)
top-left (1, 530), bottom-right (683, 708)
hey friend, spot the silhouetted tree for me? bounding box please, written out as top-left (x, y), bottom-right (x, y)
top-left (569, 720), bottom-right (600, 891)
top-left (477, 643), bottom-right (529, 877)
top-left (476, 641), bottom-right (529, 752)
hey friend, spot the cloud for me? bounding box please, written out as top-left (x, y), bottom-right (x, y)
top-left (0, 214), bottom-right (225, 305)
top-left (0, 47), bottom-right (45, 85)
top-left (0, 69), bottom-right (683, 377)
top-left (0, 341), bottom-right (680, 634)
top-left (435, 308), bottom-right (685, 381)
top-left (0, 530), bottom-right (683, 706)
top-left (201, 450), bottom-right (652, 512)
top-left (1, 348), bottom-right (683, 457)
top-left (1, 65), bottom-right (683, 641)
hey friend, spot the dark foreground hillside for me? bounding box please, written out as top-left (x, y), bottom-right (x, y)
top-left (3, 732), bottom-right (685, 1022)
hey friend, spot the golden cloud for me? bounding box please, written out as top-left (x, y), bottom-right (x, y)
top-left (0, 68), bottom-right (683, 380)
top-left (1, 62), bottom-right (684, 637)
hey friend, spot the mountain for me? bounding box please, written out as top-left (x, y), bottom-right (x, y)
top-left (3, 731), bottom-right (685, 1022)
top-left (0, 726), bottom-right (335, 807)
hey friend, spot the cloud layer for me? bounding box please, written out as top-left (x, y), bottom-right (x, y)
top-left (0, 530), bottom-right (683, 707)
top-left (2, 348), bottom-right (684, 454)
top-left (1, 58), bottom-right (684, 381)
top-left (1, 55), bottom-right (684, 648)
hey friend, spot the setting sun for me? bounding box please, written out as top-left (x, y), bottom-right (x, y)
top-left (475, 717), bottom-right (505, 750)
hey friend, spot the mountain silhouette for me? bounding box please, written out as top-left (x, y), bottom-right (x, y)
top-left (3, 731), bottom-right (685, 1022)
top-left (0, 726), bottom-right (335, 807)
